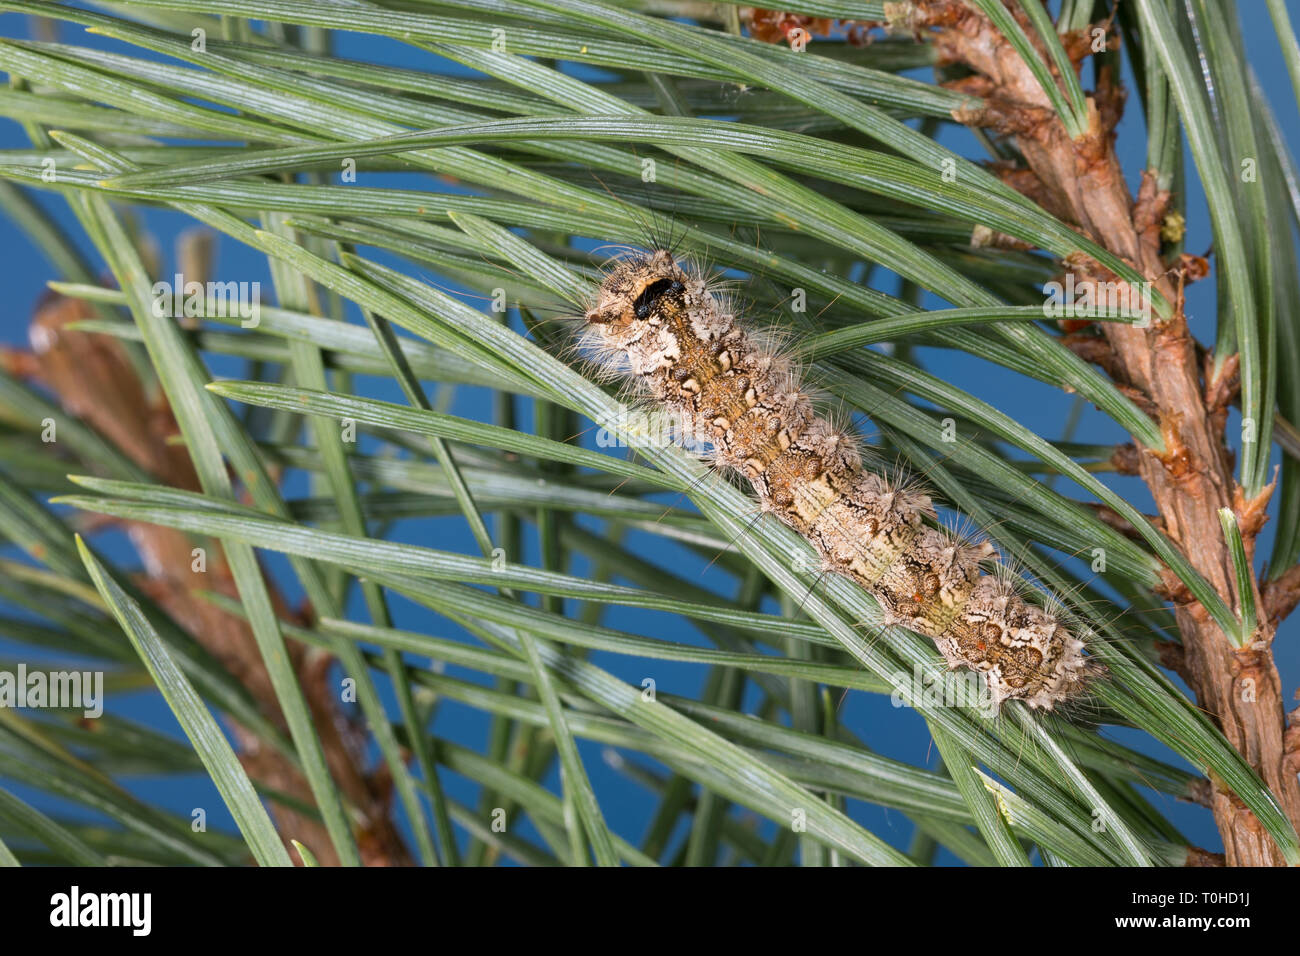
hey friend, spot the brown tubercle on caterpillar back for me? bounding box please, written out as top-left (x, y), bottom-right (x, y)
top-left (583, 248), bottom-right (1104, 710)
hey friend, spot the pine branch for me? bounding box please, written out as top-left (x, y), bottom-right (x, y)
top-left (902, 0), bottom-right (1300, 865)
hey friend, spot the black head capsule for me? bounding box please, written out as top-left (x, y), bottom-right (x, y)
top-left (585, 250), bottom-right (686, 328)
top-left (633, 277), bottom-right (683, 320)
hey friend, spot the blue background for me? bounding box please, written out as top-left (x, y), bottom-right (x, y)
top-left (1, 2), bottom-right (1298, 863)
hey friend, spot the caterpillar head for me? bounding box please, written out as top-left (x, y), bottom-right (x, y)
top-left (585, 249), bottom-right (688, 343)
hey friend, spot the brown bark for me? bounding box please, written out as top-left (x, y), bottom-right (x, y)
top-left (903, 0), bottom-right (1300, 865)
top-left (13, 294), bottom-right (411, 866)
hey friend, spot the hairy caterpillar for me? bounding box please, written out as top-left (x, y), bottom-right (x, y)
top-left (582, 247), bottom-right (1104, 711)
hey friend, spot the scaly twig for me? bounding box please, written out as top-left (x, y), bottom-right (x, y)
top-left (11, 293), bottom-right (411, 866)
top-left (894, 0), bottom-right (1300, 865)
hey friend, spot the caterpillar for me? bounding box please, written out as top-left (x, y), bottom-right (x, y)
top-left (582, 247), bottom-right (1104, 711)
